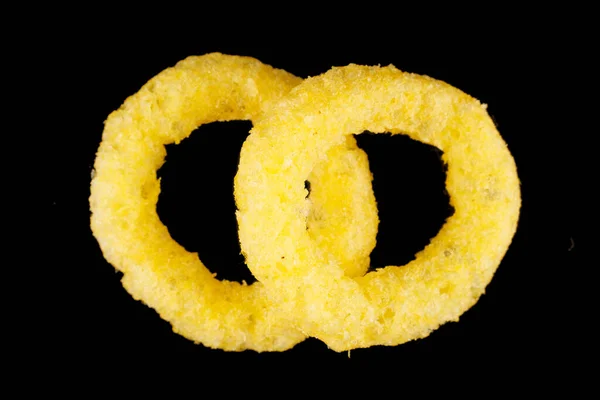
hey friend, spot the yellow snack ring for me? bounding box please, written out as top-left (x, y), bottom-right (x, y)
top-left (89, 54), bottom-right (378, 351)
top-left (235, 64), bottom-right (521, 351)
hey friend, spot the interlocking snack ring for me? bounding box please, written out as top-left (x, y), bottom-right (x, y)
top-left (235, 64), bottom-right (521, 351)
top-left (90, 54), bottom-right (379, 351)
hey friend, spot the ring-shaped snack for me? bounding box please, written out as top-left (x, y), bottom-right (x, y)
top-left (235, 64), bottom-right (521, 351)
top-left (89, 54), bottom-right (379, 351)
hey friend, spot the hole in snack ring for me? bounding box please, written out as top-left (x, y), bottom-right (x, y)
top-left (157, 121), bottom-right (257, 284)
top-left (354, 132), bottom-right (454, 271)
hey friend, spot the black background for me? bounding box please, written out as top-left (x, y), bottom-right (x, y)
top-left (46, 15), bottom-right (584, 382)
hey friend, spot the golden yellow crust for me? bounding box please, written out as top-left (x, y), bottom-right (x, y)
top-left (90, 54), bottom-right (379, 351)
top-left (235, 64), bottom-right (521, 351)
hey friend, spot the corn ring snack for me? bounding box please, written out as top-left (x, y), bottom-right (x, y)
top-left (235, 64), bottom-right (521, 351)
top-left (90, 54), bottom-right (379, 351)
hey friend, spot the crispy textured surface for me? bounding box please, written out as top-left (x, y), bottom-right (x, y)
top-left (89, 54), bottom-right (378, 351)
top-left (235, 64), bottom-right (521, 351)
